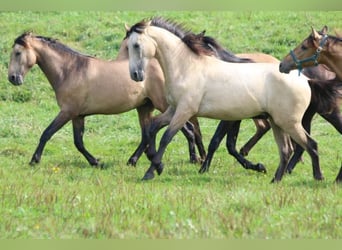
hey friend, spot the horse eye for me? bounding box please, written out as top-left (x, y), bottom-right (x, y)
top-left (15, 51), bottom-right (21, 57)
top-left (133, 43), bottom-right (140, 49)
top-left (301, 44), bottom-right (308, 50)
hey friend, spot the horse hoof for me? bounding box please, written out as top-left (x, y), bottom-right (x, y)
top-left (256, 163), bottom-right (267, 173)
top-left (270, 177), bottom-right (279, 183)
top-left (127, 157), bottom-right (137, 167)
top-left (29, 160), bottom-right (38, 166)
top-left (29, 155), bottom-right (40, 165)
top-left (142, 171), bottom-right (155, 181)
top-left (286, 168), bottom-right (293, 174)
top-left (88, 158), bottom-right (101, 168)
top-left (190, 155), bottom-right (203, 164)
top-left (99, 162), bottom-right (106, 169)
top-left (198, 165), bottom-right (208, 174)
top-left (314, 174), bottom-right (324, 181)
top-left (156, 163), bottom-right (164, 175)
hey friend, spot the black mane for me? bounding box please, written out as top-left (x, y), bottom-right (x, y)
top-left (13, 32), bottom-right (94, 58)
top-left (125, 17), bottom-right (190, 40)
top-left (126, 16), bottom-right (252, 62)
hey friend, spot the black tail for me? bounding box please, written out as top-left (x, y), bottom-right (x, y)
top-left (309, 79), bottom-right (342, 115)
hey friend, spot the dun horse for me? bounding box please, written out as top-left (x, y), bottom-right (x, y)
top-left (126, 17), bottom-right (322, 182)
top-left (279, 26), bottom-right (342, 80)
top-left (7, 32), bottom-right (206, 167)
top-left (201, 39), bottom-right (341, 179)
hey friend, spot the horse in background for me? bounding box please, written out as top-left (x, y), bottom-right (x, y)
top-left (198, 36), bottom-right (341, 181)
top-left (279, 26), bottom-right (342, 80)
top-left (7, 32), bottom-right (206, 167)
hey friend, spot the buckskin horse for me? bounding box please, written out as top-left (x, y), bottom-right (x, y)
top-left (7, 32), bottom-right (206, 167)
top-left (126, 17), bottom-right (322, 182)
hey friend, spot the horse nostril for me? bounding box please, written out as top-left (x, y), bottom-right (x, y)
top-left (133, 71), bottom-right (139, 80)
top-left (8, 74), bottom-right (15, 82)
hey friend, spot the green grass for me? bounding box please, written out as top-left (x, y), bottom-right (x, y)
top-left (0, 11), bottom-right (342, 239)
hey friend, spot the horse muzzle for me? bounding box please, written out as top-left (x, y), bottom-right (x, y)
top-left (8, 74), bottom-right (24, 85)
top-left (279, 62), bottom-right (291, 74)
top-left (131, 69), bottom-right (145, 82)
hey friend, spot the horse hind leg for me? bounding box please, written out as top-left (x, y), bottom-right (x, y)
top-left (190, 117), bottom-right (207, 162)
top-left (225, 120), bottom-right (267, 173)
top-left (269, 120), bottom-right (293, 183)
top-left (287, 105), bottom-right (315, 174)
top-left (72, 116), bottom-right (100, 166)
top-left (180, 121), bottom-right (199, 164)
top-left (284, 122), bottom-right (323, 181)
top-left (199, 120), bottom-right (230, 174)
top-left (239, 118), bottom-right (271, 156)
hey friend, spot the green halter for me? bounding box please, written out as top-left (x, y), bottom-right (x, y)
top-left (290, 34), bottom-right (329, 75)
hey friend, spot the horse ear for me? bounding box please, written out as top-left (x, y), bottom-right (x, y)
top-left (321, 25), bottom-right (328, 35)
top-left (198, 30), bottom-right (206, 37)
top-left (311, 27), bottom-right (321, 47)
top-left (124, 23), bottom-right (131, 32)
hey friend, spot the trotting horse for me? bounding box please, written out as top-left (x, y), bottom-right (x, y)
top-left (279, 26), bottom-right (342, 80)
top-left (200, 40), bottom-right (341, 178)
top-left (125, 17), bottom-right (322, 182)
top-left (7, 32), bottom-right (207, 167)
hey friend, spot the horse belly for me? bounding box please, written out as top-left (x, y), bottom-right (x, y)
top-left (197, 83), bottom-right (264, 120)
top-left (82, 81), bottom-right (146, 115)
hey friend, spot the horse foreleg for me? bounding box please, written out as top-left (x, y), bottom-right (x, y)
top-left (127, 102), bottom-right (154, 166)
top-left (142, 107), bottom-right (188, 180)
top-left (72, 116), bottom-right (99, 166)
top-left (199, 120), bottom-right (231, 174)
top-left (30, 111), bottom-right (71, 165)
top-left (226, 121), bottom-right (267, 173)
top-left (142, 107), bottom-right (175, 163)
top-left (239, 118), bottom-right (270, 156)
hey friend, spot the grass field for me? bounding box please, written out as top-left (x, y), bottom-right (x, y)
top-left (0, 11), bottom-right (342, 239)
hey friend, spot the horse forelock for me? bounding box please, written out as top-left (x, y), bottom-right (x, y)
top-left (125, 19), bottom-right (149, 39)
top-left (13, 32), bottom-right (32, 48)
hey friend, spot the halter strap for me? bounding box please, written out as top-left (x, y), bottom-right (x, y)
top-left (290, 34), bottom-right (329, 75)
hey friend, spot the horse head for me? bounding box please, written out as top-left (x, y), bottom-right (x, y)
top-left (8, 32), bottom-right (37, 85)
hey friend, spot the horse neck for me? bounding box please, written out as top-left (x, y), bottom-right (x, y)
top-left (320, 40), bottom-right (342, 80)
top-left (115, 40), bottom-right (129, 60)
top-left (148, 26), bottom-right (191, 84)
top-left (33, 40), bottom-right (76, 90)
